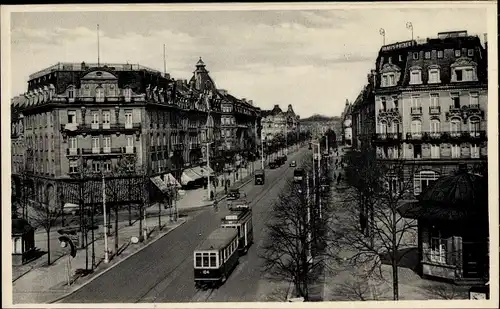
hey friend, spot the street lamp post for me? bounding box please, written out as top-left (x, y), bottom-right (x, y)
top-left (261, 133), bottom-right (265, 170)
top-left (310, 141), bottom-right (322, 220)
top-left (206, 141), bottom-right (213, 200)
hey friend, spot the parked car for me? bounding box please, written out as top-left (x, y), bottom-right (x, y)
top-left (227, 188), bottom-right (241, 200)
top-left (289, 160), bottom-right (296, 167)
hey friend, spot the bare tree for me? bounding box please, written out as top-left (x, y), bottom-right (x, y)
top-left (338, 152), bottom-right (428, 301)
top-left (260, 155), bottom-right (334, 301)
top-left (28, 183), bottom-right (62, 265)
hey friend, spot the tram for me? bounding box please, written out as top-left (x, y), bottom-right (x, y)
top-left (193, 227), bottom-right (239, 288)
top-left (221, 206), bottom-right (253, 254)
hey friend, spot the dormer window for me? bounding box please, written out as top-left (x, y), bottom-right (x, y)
top-left (451, 58), bottom-right (477, 82)
top-left (437, 50), bottom-right (444, 58)
top-left (96, 86), bottom-right (104, 102)
top-left (424, 51), bottom-right (431, 59)
top-left (428, 66), bottom-right (441, 84)
top-left (124, 87), bottom-right (131, 102)
top-left (412, 52), bottom-right (419, 60)
top-left (409, 68), bottom-right (422, 85)
top-left (68, 86), bottom-right (75, 101)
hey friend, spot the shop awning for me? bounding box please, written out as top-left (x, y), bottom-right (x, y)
top-left (150, 176), bottom-right (169, 194)
top-left (164, 173), bottom-right (181, 188)
top-left (181, 168), bottom-right (203, 186)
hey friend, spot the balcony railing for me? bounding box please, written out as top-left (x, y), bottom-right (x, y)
top-left (429, 106), bottom-right (441, 115)
top-left (60, 123), bottom-right (141, 134)
top-left (404, 130), bottom-right (487, 142)
top-left (410, 107), bottom-right (422, 115)
top-left (373, 133), bottom-right (402, 142)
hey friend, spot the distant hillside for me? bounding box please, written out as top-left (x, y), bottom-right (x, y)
top-left (300, 114), bottom-right (340, 122)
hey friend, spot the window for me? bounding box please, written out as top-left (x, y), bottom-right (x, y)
top-left (380, 98), bottom-right (387, 111)
top-left (91, 111), bottom-right (99, 129)
top-left (102, 111), bottom-right (111, 129)
top-left (470, 144), bottom-right (480, 158)
top-left (92, 137), bottom-right (100, 153)
top-left (412, 52), bottom-right (419, 60)
top-left (12, 237), bottom-right (22, 254)
top-left (67, 88), bottom-right (75, 102)
top-left (469, 118), bottom-right (480, 136)
top-left (464, 69), bottom-right (473, 81)
top-left (391, 121), bottom-right (399, 134)
top-left (450, 119), bottom-right (461, 133)
top-left (455, 50), bottom-right (461, 57)
top-left (378, 121), bottom-right (387, 134)
top-left (388, 74), bottom-right (395, 86)
top-left (411, 95), bottom-right (421, 108)
top-left (431, 145), bottom-right (440, 158)
top-left (451, 94), bottom-right (460, 108)
top-left (399, 54), bottom-right (403, 61)
top-left (430, 227), bottom-right (447, 263)
top-left (424, 51), bottom-right (431, 59)
top-left (455, 69), bottom-right (463, 81)
top-left (69, 160), bottom-right (78, 173)
top-left (410, 70), bottom-right (422, 84)
top-left (125, 110), bottom-right (133, 128)
top-left (470, 92), bottom-right (479, 106)
top-left (451, 144), bottom-right (461, 158)
top-left (428, 69), bottom-right (440, 83)
top-left (430, 119), bottom-right (440, 133)
top-left (414, 171), bottom-right (439, 195)
top-left (195, 253), bottom-right (202, 267)
top-left (430, 94), bottom-right (439, 107)
top-left (96, 86), bottom-right (105, 102)
top-left (202, 253), bottom-right (209, 267)
top-left (393, 98), bottom-right (399, 110)
top-left (411, 120), bottom-right (422, 134)
top-left (221, 130), bottom-right (225, 137)
top-left (467, 49), bottom-right (474, 57)
top-left (209, 253), bottom-right (217, 268)
top-left (382, 75), bottom-right (387, 87)
top-left (69, 137), bottom-right (77, 154)
top-left (413, 144), bottom-right (422, 159)
top-left (67, 110), bottom-right (77, 124)
top-left (92, 161), bottom-right (101, 173)
top-left (103, 161), bottom-right (111, 172)
top-left (103, 136), bottom-right (111, 153)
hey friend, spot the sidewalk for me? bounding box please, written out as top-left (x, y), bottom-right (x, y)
top-left (322, 154), bottom-right (469, 301)
top-left (12, 211), bottom-right (186, 304)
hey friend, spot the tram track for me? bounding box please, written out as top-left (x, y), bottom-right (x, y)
top-left (132, 149), bottom-right (307, 303)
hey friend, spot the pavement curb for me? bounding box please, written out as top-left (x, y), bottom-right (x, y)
top-left (48, 218), bottom-right (187, 304)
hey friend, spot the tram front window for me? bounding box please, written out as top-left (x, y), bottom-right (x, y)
top-left (195, 253), bottom-right (202, 267)
top-left (210, 253), bottom-right (217, 267)
top-left (203, 254), bottom-right (209, 267)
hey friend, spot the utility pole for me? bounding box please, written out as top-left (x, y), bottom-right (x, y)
top-left (261, 133), bottom-right (265, 170)
top-left (102, 173), bottom-right (109, 263)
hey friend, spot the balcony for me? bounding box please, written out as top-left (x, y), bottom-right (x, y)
top-left (429, 106), bottom-right (441, 115)
top-left (60, 123), bottom-right (141, 135)
top-left (410, 107), bottom-right (422, 115)
top-left (372, 133), bottom-right (403, 144)
top-left (466, 104), bottom-right (485, 119)
top-left (446, 105), bottom-right (463, 119)
top-left (404, 130), bottom-right (487, 143)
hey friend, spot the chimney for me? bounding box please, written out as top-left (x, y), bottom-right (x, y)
top-left (248, 100), bottom-right (253, 105)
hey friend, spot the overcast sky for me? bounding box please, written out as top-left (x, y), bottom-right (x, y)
top-left (9, 5), bottom-right (489, 118)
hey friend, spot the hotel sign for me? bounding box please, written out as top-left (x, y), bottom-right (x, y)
top-left (381, 40), bottom-right (415, 52)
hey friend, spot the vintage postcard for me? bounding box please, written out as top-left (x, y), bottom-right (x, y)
top-left (1, 2), bottom-right (498, 309)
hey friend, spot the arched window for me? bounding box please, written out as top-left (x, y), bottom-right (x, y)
top-left (410, 68), bottom-right (422, 85)
top-left (379, 121), bottom-right (387, 134)
top-left (124, 87), bottom-right (132, 102)
top-left (411, 119), bottom-right (422, 135)
top-left (450, 118), bottom-right (461, 134)
top-left (430, 119), bottom-right (440, 133)
top-left (391, 121), bottom-right (400, 133)
top-left (428, 67), bottom-right (441, 84)
top-left (95, 85), bottom-right (105, 102)
top-left (414, 171), bottom-right (440, 195)
top-left (469, 117), bottom-right (480, 136)
top-left (68, 85), bottom-right (75, 101)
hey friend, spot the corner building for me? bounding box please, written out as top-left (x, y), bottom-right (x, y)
top-left (373, 31), bottom-right (488, 195)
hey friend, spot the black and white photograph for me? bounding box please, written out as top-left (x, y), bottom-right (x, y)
top-left (1, 2), bottom-right (498, 308)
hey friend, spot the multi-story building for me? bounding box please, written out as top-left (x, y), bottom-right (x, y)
top-left (261, 104), bottom-right (299, 142)
top-left (351, 72), bottom-right (376, 151)
top-left (372, 30), bottom-right (488, 195)
top-left (11, 59), bottom-right (261, 206)
top-left (299, 115), bottom-right (341, 141)
top-left (340, 99), bottom-right (353, 147)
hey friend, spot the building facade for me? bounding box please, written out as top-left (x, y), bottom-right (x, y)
top-left (11, 59), bottom-right (262, 206)
top-left (261, 104), bottom-right (299, 142)
top-left (351, 71), bottom-right (376, 152)
top-left (372, 30), bottom-right (488, 195)
top-left (340, 99), bottom-right (353, 147)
